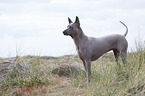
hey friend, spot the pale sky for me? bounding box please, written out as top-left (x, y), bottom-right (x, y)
top-left (0, 0), bottom-right (145, 57)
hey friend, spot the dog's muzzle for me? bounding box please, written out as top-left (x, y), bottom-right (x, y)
top-left (63, 30), bottom-right (69, 35)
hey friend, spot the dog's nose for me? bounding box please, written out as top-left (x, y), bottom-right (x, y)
top-left (63, 30), bottom-right (67, 35)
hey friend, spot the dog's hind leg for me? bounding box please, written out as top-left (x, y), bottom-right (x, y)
top-left (120, 50), bottom-right (127, 64)
top-left (113, 49), bottom-right (119, 64)
top-left (82, 60), bottom-right (87, 72)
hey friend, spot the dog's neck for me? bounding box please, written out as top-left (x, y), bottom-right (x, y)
top-left (72, 28), bottom-right (87, 50)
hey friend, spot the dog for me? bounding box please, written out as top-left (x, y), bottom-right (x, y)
top-left (63, 16), bottom-right (128, 83)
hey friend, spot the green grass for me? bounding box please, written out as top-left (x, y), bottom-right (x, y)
top-left (0, 46), bottom-right (145, 96)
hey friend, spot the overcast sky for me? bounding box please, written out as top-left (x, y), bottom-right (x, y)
top-left (0, 0), bottom-right (145, 57)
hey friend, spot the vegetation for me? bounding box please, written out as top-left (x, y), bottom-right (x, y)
top-left (0, 44), bottom-right (145, 96)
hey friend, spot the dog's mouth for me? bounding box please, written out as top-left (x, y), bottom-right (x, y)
top-left (63, 31), bottom-right (67, 35)
top-left (63, 30), bottom-right (69, 36)
top-left (63, 30), bottom-right (73, 38)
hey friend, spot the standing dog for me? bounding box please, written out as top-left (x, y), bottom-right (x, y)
top-left (63, 16), bottom-right (128, 83)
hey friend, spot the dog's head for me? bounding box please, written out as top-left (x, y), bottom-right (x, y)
top-left (63, 16), bottom-right (81, 38)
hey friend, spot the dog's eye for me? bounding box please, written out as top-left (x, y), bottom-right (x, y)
top-left (67, 25), bottom-right (73, 29)
top-left (69, 26), bottom-right (73, 29)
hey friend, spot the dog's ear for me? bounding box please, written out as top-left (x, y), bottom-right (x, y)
top-left (75, 16), bottom-right (80, 26)
top-left (68, 17), bottom-right (73, 24)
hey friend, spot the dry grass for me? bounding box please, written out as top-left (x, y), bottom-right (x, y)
top-left (0, 45), bottom-right (145, 96)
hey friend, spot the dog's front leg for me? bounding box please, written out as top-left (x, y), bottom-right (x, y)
top-left (85, 60), bottom-right (91, 83)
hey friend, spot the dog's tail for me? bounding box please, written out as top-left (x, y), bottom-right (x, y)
top-left (120, 21), bottom-right (128, 37)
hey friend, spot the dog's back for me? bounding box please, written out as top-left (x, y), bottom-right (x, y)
top-left (87, 34), bottom-right (128, 61)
